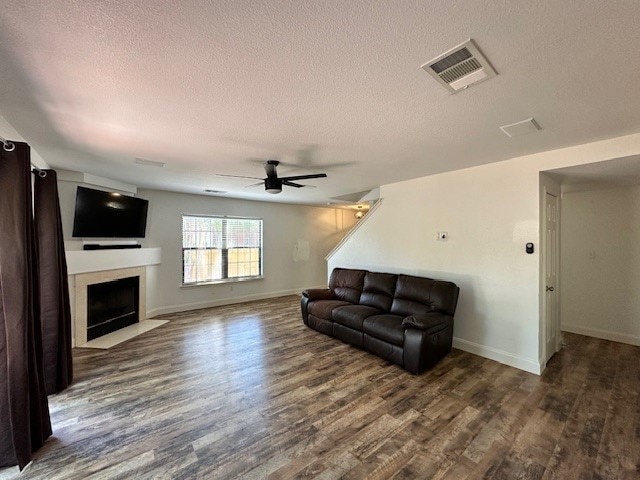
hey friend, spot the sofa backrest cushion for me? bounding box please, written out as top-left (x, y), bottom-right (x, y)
top-left (390, 274), bottom-right (459, 317)
top-left (329, 268), bottom-right (366, 304)
top-left (359, 272), bottom-right (397, 311)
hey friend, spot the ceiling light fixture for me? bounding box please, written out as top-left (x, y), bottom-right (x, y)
top-left (265, 177), bottom-right (282, 194)
top-left (354, 205), bottom-right (365, 219)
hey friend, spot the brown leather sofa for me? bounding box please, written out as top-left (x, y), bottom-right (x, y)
top-left (301, 268), bottom-right (460, 374)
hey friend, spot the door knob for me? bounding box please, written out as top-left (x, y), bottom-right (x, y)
top-left (546, 286), bottom-right (554, 292)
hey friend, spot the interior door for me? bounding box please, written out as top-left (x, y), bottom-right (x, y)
top-left (543, 192), bottom-right (560, 364)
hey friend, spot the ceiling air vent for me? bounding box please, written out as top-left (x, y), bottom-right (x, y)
top-left (135, 157), bottom-right (165, 168)
top-left (500, 118), bottom-right (542, 138)
top-left (422, 39), bottom-right (497, 93)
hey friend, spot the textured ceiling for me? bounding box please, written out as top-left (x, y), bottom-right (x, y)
top-left (1, 1), bottom-right (640, 204)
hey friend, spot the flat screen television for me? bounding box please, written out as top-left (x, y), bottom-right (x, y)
top-left (72, 186), bottom-right (149, 238)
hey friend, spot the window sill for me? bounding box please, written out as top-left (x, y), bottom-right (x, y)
top-left (180, 276), bottom-right (264, 288)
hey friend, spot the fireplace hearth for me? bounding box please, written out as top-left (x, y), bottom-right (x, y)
top-left (87, 276), bottom-right (139, 340)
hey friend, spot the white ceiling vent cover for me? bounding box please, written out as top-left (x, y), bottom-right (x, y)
top-left (422, 39), bottom-right (497, 93)
top-left (500, 118), bottom-right (542, 137)
top-left (135, 157), bottom-right (165, 168)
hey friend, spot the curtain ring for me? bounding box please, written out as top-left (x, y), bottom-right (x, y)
top-left (2, 141), bottom-right (15, 152)
top-left (39, 170), bottom-right (47, 178)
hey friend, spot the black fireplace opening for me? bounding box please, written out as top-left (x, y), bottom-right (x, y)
top-left (87, 276), bottom-right (140, 340)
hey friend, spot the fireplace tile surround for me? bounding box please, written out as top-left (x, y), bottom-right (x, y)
top-left (74, 266), bottom-right (147, 346)
top-left (66, 248), bottom-right (162, 348)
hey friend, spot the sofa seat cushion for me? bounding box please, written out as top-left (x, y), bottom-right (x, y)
top-left (332, 304), bottom-right (384, 330)
top-left (307, 300), bottom-right (351, 321)
top-left (363, 314), bottom-right (405, 346)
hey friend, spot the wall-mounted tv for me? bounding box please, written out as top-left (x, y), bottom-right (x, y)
top-left (72, 186), bottom-right (149, 238)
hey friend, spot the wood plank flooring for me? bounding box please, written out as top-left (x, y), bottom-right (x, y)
top-left (1, 295), bottom-right (639, 479)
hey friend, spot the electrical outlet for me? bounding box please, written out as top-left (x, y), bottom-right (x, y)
top-left (437, 232), bottom-right (448, 241)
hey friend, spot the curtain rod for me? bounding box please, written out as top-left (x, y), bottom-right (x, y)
top-left (0, 135), bottom-right (16, 152)
top-left (1, 135), bottom-right (47, 176)
top-left (32, 165), bottom-right (47, 177)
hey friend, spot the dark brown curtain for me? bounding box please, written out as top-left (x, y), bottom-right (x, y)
top-left (0, 141), bottom-right (52, 470)
top-left (34, 169), bottom-right (73, 395)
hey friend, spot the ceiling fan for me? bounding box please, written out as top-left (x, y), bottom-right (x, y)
top-left (217, 160), bottom-right (327, 194)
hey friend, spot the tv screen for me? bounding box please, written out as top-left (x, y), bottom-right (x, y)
top-left (72, 186), bottom-right (149, 238)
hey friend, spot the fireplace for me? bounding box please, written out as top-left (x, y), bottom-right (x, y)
top-left (67, 249), bottom-right (164, 349)
top-left (73, 265), bottom-right (148, 347)
top-left (87, 276), bottom-right (139, 340)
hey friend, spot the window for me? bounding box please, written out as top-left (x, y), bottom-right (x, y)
top-left (182, 215), bottom-right (263, 285)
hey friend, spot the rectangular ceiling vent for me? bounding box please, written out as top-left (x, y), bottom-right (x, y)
top-left (135, 157), bottom-right (165, 168)
top-left (422, 39), bottom-right (497, 94)
top-left (500, 118), bottom-right (542, 138)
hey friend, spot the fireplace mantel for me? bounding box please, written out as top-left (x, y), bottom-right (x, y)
top-left (66, 247), bottom-right (161, 274)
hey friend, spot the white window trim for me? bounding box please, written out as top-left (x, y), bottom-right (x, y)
top-left (181, 214), bottom-right (263, 286)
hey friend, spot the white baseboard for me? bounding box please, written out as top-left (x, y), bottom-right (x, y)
top-left (452, 337), bottom-right (542, 375)
top-left (146, 288), bottom-right (314, 318)
top-left (561, 324), bottom-right (640, 347)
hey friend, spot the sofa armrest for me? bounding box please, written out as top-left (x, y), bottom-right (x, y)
top-left (302, 288), bottom-right (335, 301)
top-left (402, 312), bottom-right (451, 331)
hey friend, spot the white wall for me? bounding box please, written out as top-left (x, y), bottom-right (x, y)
top-left (329, 159), bottom-right (542, 373)
top-left (329, 132), bottom-right (640, 374)
top-left (561, 185), bottom-right (640, 346)
top-left (57, 180), bottom-right (356, 316)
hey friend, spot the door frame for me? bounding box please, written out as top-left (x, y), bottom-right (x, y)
top-left (539, 177), bottom-right (562, 371)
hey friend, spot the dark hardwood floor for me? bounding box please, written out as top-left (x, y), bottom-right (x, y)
top-left (1, 295), bottom-right (639, 479)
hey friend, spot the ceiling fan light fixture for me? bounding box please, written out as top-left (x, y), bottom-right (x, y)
top-left (218, 159), bottom-right (327, 195)
top-left (265, 176), bottom-right (282, 194)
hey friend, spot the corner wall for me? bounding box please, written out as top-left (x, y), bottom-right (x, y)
top-left (560, 185), bottom-right (640, 346)
top-left (328, 132), bottom-right (640, 374)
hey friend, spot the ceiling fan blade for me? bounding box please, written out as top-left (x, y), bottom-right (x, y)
top-left (282, 180), bottom-right (304, 188)
top-left (219, 159), bottom-right (324, 194)
top-left (280, 173), bottom-right (327, 182)
top-left (216, 173), bottom-right (264, 180)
